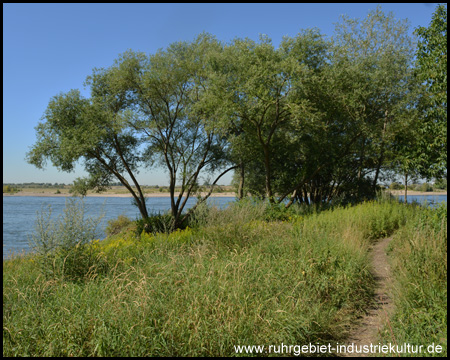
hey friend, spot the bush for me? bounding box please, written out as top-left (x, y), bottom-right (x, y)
top-left (389, 182), bottom-right (404, 190)
top-left (29, 198), bottom-right (106, 281)
top-left (418, 182), bottom-right (433, 192)
top-left (105, 214), bottom-right (133, 237)
top-left (3, 185), bottom-right (19, 193)
top-left (434, 177), bottom-right (447, 190)
top-left (135, 213), bottom-right (174, 236)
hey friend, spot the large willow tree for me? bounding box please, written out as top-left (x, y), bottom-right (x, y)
top-left (121, 34), bottom-right (236, 228)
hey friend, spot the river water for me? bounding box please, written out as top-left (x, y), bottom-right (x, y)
top-left (2, 196), bottom-right (235, 259)
top-left (2, 194), bottom-right (446, 259)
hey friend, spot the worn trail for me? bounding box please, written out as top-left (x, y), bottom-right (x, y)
top-left (342, 237), bottom-right (395, 357)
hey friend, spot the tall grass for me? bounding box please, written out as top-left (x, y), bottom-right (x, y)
top-left (379, 203), bottom-right (447, 357)
top-left (3, 198), bottom-right (446, 356)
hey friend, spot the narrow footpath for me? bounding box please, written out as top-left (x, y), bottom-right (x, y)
top-left (342, 237), bottom-right (395, 357)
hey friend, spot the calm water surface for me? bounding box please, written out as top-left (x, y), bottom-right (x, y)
top-left (3, 196), bottom-right (235, 259)
top-left (395, 194), bottom-right (447, 207)
top-left (3, 194), bottom-right (446, 259)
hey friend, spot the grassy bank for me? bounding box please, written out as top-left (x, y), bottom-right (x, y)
top-left (3, 199), bottom-right (447, 356)
top-left (380, 203), bottom-right (447, 357)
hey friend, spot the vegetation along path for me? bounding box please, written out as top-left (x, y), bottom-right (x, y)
top-left (343, 237), bottom-right (395, 357)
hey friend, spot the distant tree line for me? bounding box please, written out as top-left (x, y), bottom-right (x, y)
top-left (389, 178), bottom-right (447, 192)
top-left (26, 5), bottom-right (447, 228)
top-left (3, 182), bottom-right (67, 188)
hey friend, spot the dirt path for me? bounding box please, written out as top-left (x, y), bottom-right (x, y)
top-left (341, 237), bottom-right (395, 357)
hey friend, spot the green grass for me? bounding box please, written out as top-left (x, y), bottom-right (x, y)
top-left (3, 199), bottom-right (447, 356)
top-left (379, 203), bottom-right (447, 357)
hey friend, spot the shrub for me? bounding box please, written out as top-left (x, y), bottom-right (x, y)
top-left (434, 177), bottom-right (447, 190)
top-left (418, 182), bottom-right (433, 192)
top-left (105, 214), bottom-right (133, 237)
top-left (389, 182), bottom-right (404, 190)
top-left (28, 198), bottom-right (106, 281)
top-left (3, 185), bottom-right (19, 193)
top-left (135, 213), bottom-right (174, 236)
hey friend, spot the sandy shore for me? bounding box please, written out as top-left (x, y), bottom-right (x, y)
top-left (3, 191), bottom-right (237, 198)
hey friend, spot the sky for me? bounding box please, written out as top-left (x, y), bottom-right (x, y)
top-left (3, 3), bottom-right (442, 186)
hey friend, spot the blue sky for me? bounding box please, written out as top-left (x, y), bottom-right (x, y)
top-left (3, 3), bottom-right (441, 186)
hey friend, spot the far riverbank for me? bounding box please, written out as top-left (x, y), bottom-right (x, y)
top-left (3, 191), bottom-right (237, 198)
top-left (3, 190), bottom-right (447, 197)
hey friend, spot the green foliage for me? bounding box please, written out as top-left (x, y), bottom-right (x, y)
top-left (189, 197), bottom-right (267, 229)
top-left (123, 33), bottom-right (233, 226)
top-left (389, 182), bottom-right (404, 190)
top-left (262, 201), bottom-right (321, 222)
top-left (381, 202), bottom-right (447, 355)
top-left (105, 214), bottom-right (133, 237)
top-left (28, 198), bottom-right (106, 281)
top-left (415, 4), bottom-right (447, 114)
top-left (407, 4), bottom-right (447, 180)
top-left (26, 68), bottom-right (149, 219)
top-left (212, 30), bottom-right (326, 201)
top-left (417, 201), bottom-right (447, 233)
top-left (69, 176), bottom-right (110, 197)
top-left (434, 177), bottom-right (447, 190)
top-left (411, 183), bottom-right (423, 191)
top-left (3, 184), bottom-right (20, 193)
top-left (135, 213), bottom-right (175, 236)
top-left (419, 182), bottom-right (433, 192)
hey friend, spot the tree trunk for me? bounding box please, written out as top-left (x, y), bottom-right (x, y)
top-left (404, 171), bottom-right (408, 204)
top-left (169, 172), bottom-right (177, 219)
top-left (373, 112), bottom-right (389, 191)
top-left (262, 144), bottom-right (274, 203)
top-left (358, 137), bottom-right (366, 181)
top-left (238, 161), bottom-right (245, 200)
top-left (285, 189), bottom-right (297, 208)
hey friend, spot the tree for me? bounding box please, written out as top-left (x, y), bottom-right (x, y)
top-left (271, 8), bottom-right (417, 206)
top-left (412, 4), bottom-right (447, 179)
top-left (26, 62), bottom-right (150, 220)
top-left (123, 34), bottom-right (236, 228)
top-left (328, 6), bottom-right (417, 199)
top-left (212, 31), bottom-right (323, 203)
top-left (387, 5), bottom-right (447, 203)
top-left (434, 176), bottom-right (447, 190)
